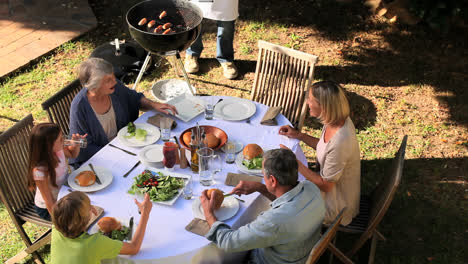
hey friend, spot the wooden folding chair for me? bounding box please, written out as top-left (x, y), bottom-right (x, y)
top-left (250, 40), bottom-right (318, 131)
top-left (332, 135), bottom-right (408, 264)
top-left (41, 79), bottom-right (82, 135)
top-left (0, 114), bottom-right (52, 264)
top-left (307, 208), bottom-right (353, 264)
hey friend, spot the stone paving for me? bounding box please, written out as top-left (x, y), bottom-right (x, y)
top-left (0, 0), bottom-right (96, 77)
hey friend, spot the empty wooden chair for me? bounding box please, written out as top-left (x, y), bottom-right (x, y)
top-left (307, 208), bottom-right (353, 264)
top-left (0, 114), bottom-right (51, 264)
top-left (41, 78), bottom-right (82, 135)
top-left (250, 40), bottom-right (318, 131)
top-left (332, 135), bottom-right (408, 264)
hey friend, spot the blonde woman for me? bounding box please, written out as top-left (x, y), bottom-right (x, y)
top-left (279, 81), bottom-right (360, 226)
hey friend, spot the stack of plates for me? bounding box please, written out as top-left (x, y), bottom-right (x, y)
top-left (138, 145), bottom-right (164, 168)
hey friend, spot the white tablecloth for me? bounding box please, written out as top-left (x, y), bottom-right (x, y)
top-left (59, 96), bottom-right (307, 263)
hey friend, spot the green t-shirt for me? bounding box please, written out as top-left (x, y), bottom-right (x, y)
top-left (51, 227), bottom-right (123, 264)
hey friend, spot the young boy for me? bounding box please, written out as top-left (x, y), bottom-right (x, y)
top-left (51, 191), bottom-right (152, 264)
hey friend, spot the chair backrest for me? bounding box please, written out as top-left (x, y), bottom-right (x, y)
top-left (307, 208), bottom-right (346, 264)
top-left (368, 135), bottom-right (408, 230)
top-left (41, 79), bottom-right (82, 135)
top-left (0, 114), bottom-right (35, 215)
top-left (250, 40), bottom-right (318, 131)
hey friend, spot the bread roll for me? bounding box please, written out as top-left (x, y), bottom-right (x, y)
top-left (74, 171), bottom-right (96, 187)
top-left (207, 188), bottom-right (224, 210)
top-left (97, 217), bottom-right (121, 233)
top-left (243, 144), bottom-right (263, 160)
top-left (203, 134), bottom-right (220, 149)
top-left (183, 131), bottom-right (192, 146)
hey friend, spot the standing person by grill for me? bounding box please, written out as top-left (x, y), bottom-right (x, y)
top-left (184, 0), bottom-right (239, 80)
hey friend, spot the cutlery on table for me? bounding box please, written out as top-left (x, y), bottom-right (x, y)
top-left (246, 118), bottom-right (251, 124)
top-left (68, 188), bottom-right (73, 192)
top-left (109, 144), bottom-right (137, 156)
top-left (213, 98), bottom-right (223, 108)
top-left (223, 193), bottom-right (245, 203)
top-left (127, 217), bottom-right (134, 241)
top-left (88, 163), bottom-right (102, 185)
top-left (123, 161), bottom-right (141, 178)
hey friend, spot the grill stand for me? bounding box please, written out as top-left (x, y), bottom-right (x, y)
top-left (132, 51), bottom-right (196, 96)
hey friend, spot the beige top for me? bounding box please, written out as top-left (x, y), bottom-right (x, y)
top-left (94, 101), bottom-right (117, 141)
top-left (316, 117), bottom-right (360, 226)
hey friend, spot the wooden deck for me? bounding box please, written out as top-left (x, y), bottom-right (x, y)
top-left (0, 0), bottom-right (97, 77)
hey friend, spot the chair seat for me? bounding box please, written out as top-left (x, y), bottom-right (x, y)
top-left (16, 203), bottom-right (52, 228)
top-left (337, 195), bottom-right (370, 234)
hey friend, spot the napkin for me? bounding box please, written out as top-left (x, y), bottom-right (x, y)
top-left (86, 205), bottom-right (104, 229)
top-left (225, 173), bottom-right (263, 187)
top-left (260, 106), bottom-right (282, 126)
top-left (185, 218), bottom-right (210, 237)
top-left (147, 114), bottom-right (177, 129)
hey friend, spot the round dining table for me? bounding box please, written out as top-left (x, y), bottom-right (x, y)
top-left (58, 96), bottom-right (308, 263)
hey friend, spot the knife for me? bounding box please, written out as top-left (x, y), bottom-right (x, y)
top-left (123, 161), bottom-right (141, 178)
top-left (127, 217), bottom-right (134, 241)
top-left (109, 144), bottom-right (137, 156)
top-left (88, 163), bottom-right (102, 185)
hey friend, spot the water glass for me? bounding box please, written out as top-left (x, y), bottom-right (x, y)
top-left (160, 117), bottom-right (171, 141)
top-left (182, 178), bottom-right (193, 200)
top-left (225, 141), bottom-right (236, 164)
top-left (197, 147), bottom-right (221, 186)
top-left (205, 104), bottom-right (214, 120)
top-left (63, 135), bottom-right (87, 148)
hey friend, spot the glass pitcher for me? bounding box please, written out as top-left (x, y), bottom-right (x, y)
top-left (197, 147), bottom-right (221, 186)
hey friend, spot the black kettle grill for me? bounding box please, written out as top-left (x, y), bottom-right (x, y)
top-left (126, 0), bottom-right (203, 94)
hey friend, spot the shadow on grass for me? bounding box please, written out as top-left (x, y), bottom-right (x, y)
top-left (315, 156), bottom-right (467, 263)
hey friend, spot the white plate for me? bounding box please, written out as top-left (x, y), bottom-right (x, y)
top-left (151, 79), bottom-right (196, 103)
top-left (130, 168), bottom-right (191, 206)
top-left (117, 123), bottom-right (161, 148)
top-left (166, 93), bottom-right (205, 122)
top-left (88, 217), bottom-right (135, 242)
top-left (138, 145), bottom-right (164, 168)
top-left (221, 140), bottom-right (243, 154)
top-left (192, 196), bottom-right (239, 221)
top-left (68, 165), bottom-right (113, 192)
top-left (235, 152), bottom-right (263, 176)
top-left (214, 98), bottom-right (256, 121)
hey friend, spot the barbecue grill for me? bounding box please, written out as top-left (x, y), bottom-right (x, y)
top-left (126, 0), bottom-right (203, 94)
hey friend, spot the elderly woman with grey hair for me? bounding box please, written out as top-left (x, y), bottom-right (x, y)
top-left (279, 81), bottom-right (360, 226)
top-left (69, 58), bottom-right (177, 165)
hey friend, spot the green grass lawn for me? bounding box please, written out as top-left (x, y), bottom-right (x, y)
top-left (1, 0), bottom-right (467, 263)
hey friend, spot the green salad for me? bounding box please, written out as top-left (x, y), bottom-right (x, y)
top-left (242, 156), bottom-right (263, 169)
top-left (128, 170), bottom-right (184, 202)
top-left (99, 225), bottom-right (129, 241)
top-left (125, 122), bottom-right (147, 141)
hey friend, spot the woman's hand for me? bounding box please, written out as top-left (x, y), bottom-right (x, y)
top-left (154, 103), bottom-right (178, 115)
top-left (278, 125), bottom-right (301, 140)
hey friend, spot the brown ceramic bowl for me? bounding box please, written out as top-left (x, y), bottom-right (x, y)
top-left (179, 126), bottom-right (228, 150)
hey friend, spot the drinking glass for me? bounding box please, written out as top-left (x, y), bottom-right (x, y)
top-left (205, 104), bottom-right (214, 120)
top-left (162, 141), bottom-right (178, 170)
top-left (225, 141), bottom-right (236, 164)
top-left (160, 117), bottom-right (171, 142)
top-left (197, 147), bottom-right (221, 186)
top-left (63, 135), bottom-right (87, 148)
top-left (182, 178), bottom-right (193, 200)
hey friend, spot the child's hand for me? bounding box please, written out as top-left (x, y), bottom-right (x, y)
top-left (71, 133), bottom-right (87, 141)
top-left (135, 193), bottom-right (152, 216)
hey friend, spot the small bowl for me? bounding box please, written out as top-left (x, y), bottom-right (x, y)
top-left (179, 126), bottom-right (228, 150)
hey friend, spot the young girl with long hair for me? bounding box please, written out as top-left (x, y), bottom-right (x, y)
top-left (27, 123), bottom-right (86, 221)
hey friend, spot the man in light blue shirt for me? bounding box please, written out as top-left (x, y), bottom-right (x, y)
top-left (200, 148), bottom-right (325, 264)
